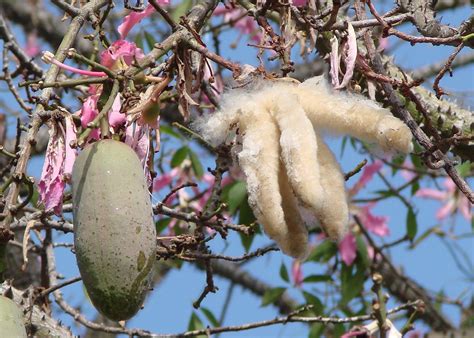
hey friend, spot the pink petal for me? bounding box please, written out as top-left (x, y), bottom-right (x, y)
top-left (416, 188), bottom-right (447, 201)
top-left (125, 123), bottom-right (152, 186)
top-left (338, 233), bottom-right (357, 266)
top-left (292, 0), bottom-right (307, 6)
top-left (25, 33), bottom-right (40, 58)
top-left (400, 160), bottom-right (416, 181)
top-left (350, 160), bottom-right (383, 195)
top-left (291, 260), bottom-right (304, 287)
top-left (459, 198), bottom-right (473, 221)
top-left (79, 95), bottom-right (100, 140)
top-left (153, 167), bottom-right (180, 192)
top-left (118, 4), bottom-right (156, 40)
top-left (39, 124), bottom-right (67, 215)
top-left (359, 203), bottom-right (390, 237)
top-left (335, 23), bottom-right (357, 89)
top-left (108, 94), bottom-right (126, 128)
top-left (379, 37), bottom-right (389, 50)
top-left (329, 37), bottom-right (340, 88)
top-left (100, 40), bottom-right (144, 69)
top-left (436, 200), bottom-right (455, 220)
top-left (442, 178), bottom-right (457, 192)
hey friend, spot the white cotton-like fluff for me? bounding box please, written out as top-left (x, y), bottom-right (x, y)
top-left (192, 76), bottom-right (413, 259)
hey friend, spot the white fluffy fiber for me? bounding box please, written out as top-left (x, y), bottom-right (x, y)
top-left (192, 76), bottom-right (413, 259)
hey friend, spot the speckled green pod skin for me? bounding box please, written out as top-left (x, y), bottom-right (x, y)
top-left (0, 296), bottom-right (27, 337)
top-left (72, 140), bottom-right (156, 321)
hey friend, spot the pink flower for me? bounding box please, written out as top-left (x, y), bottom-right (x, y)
top-left (292, 0), bottom-right (308, 5)
top-left (349, 160), bottom-right (383, 195)
top-left (416, 178), bottom-right (472, 221)
top-left (99, 40), bottom-right (144, 70)
top-left (25, 33), bottom-right (40, 58)
top-left (338, 233), bottom-right (357, 266)
top-left (153, 167), bottom-right (181, 192)
top-left (291, 260), bottom-right (304, 287)
top-left (340, 160), bottom-right (390, 265)
top-left (214, 5), bottom-right (262, 43)
top-left (39, 115), bottom-right (77, 215)
top-left (78, 93), bottom-right (100, 140)
top-left (341, 331), bottom-right (367, 338)
top-left (117, 1), bottom-right (170, 39)
top-left (358, 203), bottom-right (390, 237)
top-left (108, 94), bottom-right (126, 128)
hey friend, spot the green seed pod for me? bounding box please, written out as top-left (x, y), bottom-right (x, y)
top-left (72, 140), bottom-right (156, 321)
top-left (0, 296), bottom-right (27, 337)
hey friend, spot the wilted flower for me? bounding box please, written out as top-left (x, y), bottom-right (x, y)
top-left (38, 115), bottom-right (77, 214)
top-left (329, 23), bottom-right (357, 89)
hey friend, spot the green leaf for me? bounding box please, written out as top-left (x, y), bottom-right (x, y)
top-left (303, 274), bottom-right (333, 283)
top-left (134, 33), bottom-right (144, 50)
top-left (144, 31), bottom-right (156, 52)
top-left (200, 307), bottom-right (219, 327)
top-left (306, 240), bottom-right (337, 262)
top-left (171, 146), bottom-right (189, 168)
top-left (97, 81), bottom-right (114, 111)
top-left (188, 149), bottom-right (204, 178)
top-left (340, 136), bottom-right (348, 157)
top-left (160, 124), bottom-right (183, 139)
top-left (391, 155), bottom-right (406, 176)
top-left (356, 235), bottom-right (370, 268)
top-left (410, 226), bottom-right (438, 249)
top-left (238, 196), bottom-right (256, 225)
top-left (302, 291), bottom-right (324, 315)
top-left (155, 218), bottom-right (172, 234)
top-left (30, 184), bottom-right (40, 208)
top-left (261, 287), bottom-right (286, 307)
top-left (340, 263), bottom-right (365, 306)
top-left (187, 312), bottom-right (206, 337)
top-left (309, 323), bottom-right (324, 338)
top-left (279, 262), bottom-right (290, 283)
top-left (171, 0), bottom-right (193, 22)
top-left (456, 161), bottom-right (472, 177)
top-left (227, 181), bottom-right (247, 214)
top-left (410, 180), bottom-right (420, 195)
top-left (410, 144), bottom-right (423, 170)
top-left (238, 196), bottom-right (257, 252)
top-left (406, 207), bottom-right (418, 241)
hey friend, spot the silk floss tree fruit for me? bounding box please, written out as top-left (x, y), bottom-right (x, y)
top-left (72, 140), bottom-right (156, 321)
top-left (193, 76), bottom-right (413, 260)
top-left (0, 296), bottom-right (27, 337)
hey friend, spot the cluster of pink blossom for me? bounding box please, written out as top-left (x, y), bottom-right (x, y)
top-left (416, 178), bottom-right (472, 221)
top-left (38, 2), bottom-right (170, 214)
